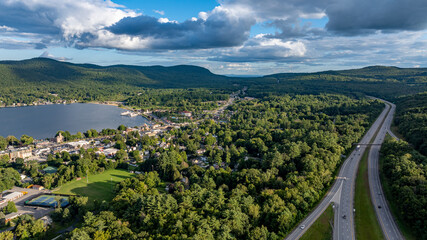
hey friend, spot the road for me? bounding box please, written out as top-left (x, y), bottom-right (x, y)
top-left (285, 99), bottom-right (392, 240)
top-left (368, 101), bottom-right (404, 240)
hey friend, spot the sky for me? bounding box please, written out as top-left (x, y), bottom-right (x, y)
top-left (0, 0), bottom-right (426, 75)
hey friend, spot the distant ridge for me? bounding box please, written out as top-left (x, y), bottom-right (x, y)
top-left (0, 57), bottom-right (231, 88)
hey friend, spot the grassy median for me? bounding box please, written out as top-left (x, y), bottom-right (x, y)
top-left (300, 204), bottom-right (334, 240)
top-left (354, 148), bottom-right (384, 240)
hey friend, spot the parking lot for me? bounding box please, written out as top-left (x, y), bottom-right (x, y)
top-left (0, 187), bottom-right (54, 219)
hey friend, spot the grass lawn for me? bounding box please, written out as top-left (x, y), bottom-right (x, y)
top-left (379, 135), bottom-right (417, 240)
top-left (354, 148), bottom-right (384, 240)
top-left (53, 169), bottom-right (134, 203)
top-left (300, 204), bottom-right (334, 240)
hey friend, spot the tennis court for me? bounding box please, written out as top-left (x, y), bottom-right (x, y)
top-left (26, 195), bottom-right (69, 208)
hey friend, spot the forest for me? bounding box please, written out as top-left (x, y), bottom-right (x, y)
top-left (1, 58), bottom-right (427, 107)
top-left (393, 92), bottom-right (427, 155)
top-left (54, 94), bottom-right (383, 239)
top-left (380, 137), bottom-right (427, 239)
top-left (1, 58), bottom-right (426, 239)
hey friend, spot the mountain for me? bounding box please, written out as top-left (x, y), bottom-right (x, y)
top-left (0, 58), bottom-right (426, 104)
top-left (0, 58), bottom-right (231, 88)
top-left (266, 65), bottom-right (427, 83)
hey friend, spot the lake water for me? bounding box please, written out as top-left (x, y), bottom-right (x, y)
top-left (0, 103), bottom-right (151, 139)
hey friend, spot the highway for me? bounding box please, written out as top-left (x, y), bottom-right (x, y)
top-left (285, 99), bottom-right (393, 240)
top-left (368, 101), bottom-right (404, 240)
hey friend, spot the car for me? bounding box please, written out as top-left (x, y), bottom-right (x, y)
top-left (378, 205), bottom-right (382, 209)
top-left (300, 225), bottom-right (305, 230)
top-left (342, 215), bottom-right (346, 219)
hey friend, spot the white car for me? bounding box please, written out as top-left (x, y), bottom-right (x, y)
top-left (300, 225), bottom-right (305, 230)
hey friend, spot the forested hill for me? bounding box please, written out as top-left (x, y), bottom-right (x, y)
top-left (1, 58), bottom-right (427, 104)
top-left (0, 58), bottom-right (231, 88)
top-left (247, 66), bottom-right (427, 98)
top-left (266, 66), bottom-right (427, 83)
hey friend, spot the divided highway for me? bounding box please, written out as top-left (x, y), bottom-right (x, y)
top-left (368, 101), bottom-right (404, 240)
top-left (285, 99), bottom-right (396, 240)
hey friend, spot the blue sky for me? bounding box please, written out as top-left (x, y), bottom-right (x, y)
top-left (0, 0), bottom-right (426, 75)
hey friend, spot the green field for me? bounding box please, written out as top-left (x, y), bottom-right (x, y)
top-left (300, 204), bottom-right (334, 240)
top-left (354, 148), bottom-right (384, 240)
top-left (53, 169), bottom-right (134, 203)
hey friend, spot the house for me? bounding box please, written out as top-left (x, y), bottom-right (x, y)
top-left (196, 149), bottom-right (206, 155)
top-left (3, 212), bottom-right (22, 224)
top-left (179, 111), bottom-right (192, 117)
top-left (32, 185), bottom-right (44, 190)
top-left (102, 148), bottom-right (119, 158)
top-left (40, 216), bottom-right (53, 226)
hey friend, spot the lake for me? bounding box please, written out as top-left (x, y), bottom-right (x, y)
top-left (0, 103), bottom-right (151, 139)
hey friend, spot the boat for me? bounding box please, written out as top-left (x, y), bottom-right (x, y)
top-left (121, 111), bottom-right (138, 117)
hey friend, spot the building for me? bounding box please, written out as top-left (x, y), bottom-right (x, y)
top-left (8, 147), bottom-right (33, 161)
top-left (32, 185), bottom-right (44, 190)
top-left (100, 148), bottom-right (119, 158)
top-left (0, 191), bottom-right (24, 204)
top-left (2, 212), bottom-right (22, 224)
top-left (54, 132), bottom-right (64, 143)
top-left (40, 216), bottom-right (53, 226)
top-left (179, 111), bottom-right (192, 117)
top-left (66, 140), bottom-right (90, 149)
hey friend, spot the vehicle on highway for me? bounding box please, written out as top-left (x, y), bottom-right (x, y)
top-left (378, 205), bottom-right (382, 209)
top-left (300, 225), bottom-right (305, 230)
top-left (342, 215), bottom-right (346, 219)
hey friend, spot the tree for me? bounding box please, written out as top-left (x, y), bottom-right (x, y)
top-left (20, 135), bottom-right (34, 145)
top-left (0, 155), bottom-right (9, 166)
top-left (6, 135), bottom-right (18, 146)
top-left (3, 201), bottom-right (18, 214)
top-left (205, 134), bottom-right (216, 146)
top-left (0, 231), bottom-right (13, 240)
top-left (0, 136), bottom-right (7, 150)
top-left (118, 125), bottom-right (127, 132)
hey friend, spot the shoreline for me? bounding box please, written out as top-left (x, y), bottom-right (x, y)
top-left (0, 101), bottom-right (126, 110)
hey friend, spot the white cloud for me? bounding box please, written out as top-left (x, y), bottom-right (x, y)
top-left (153, 10), bottom-right (165, 15)
top-left (39, 51), bottom-right (72, 61)
top-left (0, 25), bottom-right (16, 31)
top-left (157, 18), bottom-right (177, 24)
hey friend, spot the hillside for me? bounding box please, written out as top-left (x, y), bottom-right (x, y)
top-left (267, 66), bottom-right (427, 83)
top-left (0, 58), bottom-right (235, 105)
top-left (0, 58), bottom-right (231, 87)
top-left (1, 58), bottom-right (427, 106)
top-left (249, 66), bottom-right (427, 98)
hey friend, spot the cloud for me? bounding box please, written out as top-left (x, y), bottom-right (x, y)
top-left (90, 5), bottom-right (255, 50)
top-left (325, 0), bottom-right (427, 34)
top-left (222, 0), bottom-right (427, 36)
top-left (39, 51), bottom-right (72, 61)
top-left (0, 0), bottom-right (426, 74)
top-left (0, 25), bottom-right (16, 32)
top-left (209, 35), bottom-right (307, 62)
top-left (0, 0), bottom-right (138, 48)
top-left (153, 10), bottom-right (164, 16)
top-left (0, 38), bottom-right (46, 49)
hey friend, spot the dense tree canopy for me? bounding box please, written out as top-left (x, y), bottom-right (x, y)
top-left (381, 137), bottom-right (427, 239)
